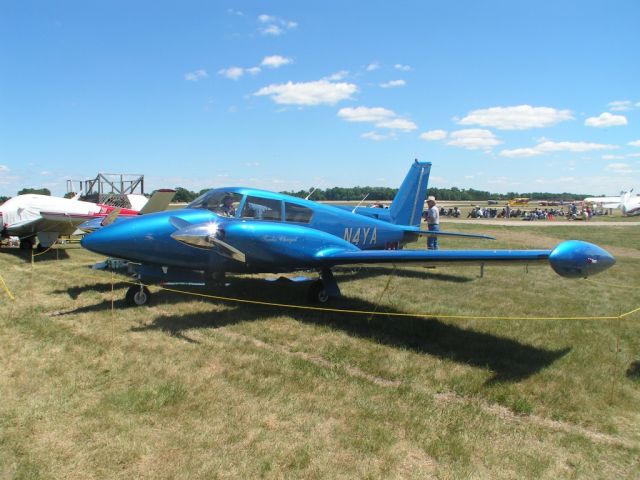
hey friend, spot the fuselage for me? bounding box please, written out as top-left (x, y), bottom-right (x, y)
top-left (81, 187), bottom-right (418, 273)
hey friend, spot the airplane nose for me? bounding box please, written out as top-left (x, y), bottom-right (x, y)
top-left (80, 227), bottom-right (117, 256)
top-left (549, 240), bottom-right (615, 278)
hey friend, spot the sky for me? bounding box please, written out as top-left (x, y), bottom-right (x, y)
top-left (1, 0), bottom-right (639, 197)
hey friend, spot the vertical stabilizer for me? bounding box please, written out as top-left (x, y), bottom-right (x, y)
top-left (389, 160), bottom-right (431, 226)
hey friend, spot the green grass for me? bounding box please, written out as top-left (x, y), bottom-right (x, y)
top-left (0, 224), bottom-right (639, 479)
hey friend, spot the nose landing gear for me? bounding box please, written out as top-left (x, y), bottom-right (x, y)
top-left (126, 284), bottom-right (151, 306)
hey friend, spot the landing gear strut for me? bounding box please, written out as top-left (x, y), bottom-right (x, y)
top-left (204, 271), bottom-right (226, 290)
top-left (307, 268), bottom-right (341, 304)
top-left (126, 284), bottom-right (151, 306)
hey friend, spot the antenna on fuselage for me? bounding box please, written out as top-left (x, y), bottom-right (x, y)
top-left (305, 187), bottom-right (317, 200)
top-left (352, 193), bottom-right (369, 213)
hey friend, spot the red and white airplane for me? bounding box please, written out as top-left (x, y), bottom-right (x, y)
top-left (0, 190), bottom-right (175, 250)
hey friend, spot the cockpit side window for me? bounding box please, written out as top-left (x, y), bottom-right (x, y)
top-left (240, 196), bottom-right (282, 221)
top-left (285, 202), bottom-right (313, 223)
top-left (189, 191), bottom-right (242, 217)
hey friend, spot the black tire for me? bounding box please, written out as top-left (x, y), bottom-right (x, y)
top-left (125, 285), bottom-right (152, 306)
top-left (307, 280), bottom-right (330, 304)
top-left (204, 271), bottom-right (226, 290)
top-left (19, 238), bottom-right (33, 250)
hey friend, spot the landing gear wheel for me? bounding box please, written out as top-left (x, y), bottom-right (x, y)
top-left (126, 285), bottom-right (151, 306)
top-left (204, 271), bottom-right (226, 290)
top-left (19, 238), bottom-right (34, 250)
top-left (307, 280), bottom-right (330, 304)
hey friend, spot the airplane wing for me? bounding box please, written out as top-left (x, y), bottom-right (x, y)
top-left (4, 216), bottom-right (45, 235)
top-left (38, 212), bottom-right (97, 235)
top-left (315, 248), bottom-right (550, 268)
top-left (313, 240), bottom-right (614, 278)
top-left (5, 214), bottom-right (82, 237)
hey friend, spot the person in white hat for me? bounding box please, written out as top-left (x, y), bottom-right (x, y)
top-left (426, 195), bottom-right (439, 250)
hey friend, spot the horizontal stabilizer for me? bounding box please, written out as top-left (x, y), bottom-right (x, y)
top-left (415, 229), bottom-right (495, 240)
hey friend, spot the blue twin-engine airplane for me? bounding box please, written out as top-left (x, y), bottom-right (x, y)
top-left (81, 161), bottom-right (615, 306)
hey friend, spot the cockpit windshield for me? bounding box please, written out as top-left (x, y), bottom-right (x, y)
top-left (188, 190), bottom-right (243, 217)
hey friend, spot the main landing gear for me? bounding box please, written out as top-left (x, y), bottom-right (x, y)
top-left (19, 238), bottom-right (34, 250)
top-left (307, 269), bottom-right (341, 304)
top-left (126, 284), bottom-right (151, 306)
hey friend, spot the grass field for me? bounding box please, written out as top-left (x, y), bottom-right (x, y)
top-left (1, 223), bottom-right (639, 479)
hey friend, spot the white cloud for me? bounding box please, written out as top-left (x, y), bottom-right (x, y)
top-left (362, 131), bottom-right (395, 141)
top-left (380, 79), bottom-right (406, 88)
top-left (606, 163), bottom-right (633, 173)
top-left (446, 129), bottom-right (502, 150)
top-left (218, 66), bottom-right (244, 80)
top-left (366, 62), bottom-right (380, 71)
top-left (585, 112), bottom-right (627, 127)
top-left (325, 70), bottom-right (349, 81)
top-left (0, 165), bottom-right (9, 173)
top-left (262, 25), bottom-right (283, 35)
top-left (629, 140), bottom-right (640, 147)
top-left (338, 106), bottom-right (395, 123)
top-left (499, 148), bottom-right (542, 158)
top-left (184, 69), bottom-right (208, 81)
top-left (394, 64), bottom-right (411, 71)
top-left (458, 105), bottom-right (574, 130)
top-left (255, 80), bottom-right (357, 106)
top-left (602, 154), bottom-right (625, 160)
top-left (218, 56), bottom-right (291, 80)
top-left (337, 106), bottom-right (416, 131)
top-left (420, 129), bottom-right (448, 141)
top-left (260, 55), bottom-right (293, 69)
top-left (258, 14), bottom-right (297, 36)
top-left (376, 118), bottom-right (417, 131)
top-left (535, 141), bottom-right (617, 152)
top-left (500, 140), bottom-right (618, 158)
top-left (607, 100), bottom-right (635, 111)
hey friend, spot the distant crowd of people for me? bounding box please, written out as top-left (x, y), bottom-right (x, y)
top-left (462, 204), bottom-right (608, 221)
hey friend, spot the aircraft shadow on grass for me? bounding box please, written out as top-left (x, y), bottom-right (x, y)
top-left (53, 281), bottom-right (132, 300)
top-left (0, 248), bottom-right (71, 262)
top-left (55, 275), bottom-right (568, 384)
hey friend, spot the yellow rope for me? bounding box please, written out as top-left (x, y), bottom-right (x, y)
top-left (0, 273), bottom-right (15, 301)
top-left (115, 277), bottom-right (638, 321)
top-left (22, 257), bottom-right (640, 321)
top-left (32, 238), bottom-right (61, 257)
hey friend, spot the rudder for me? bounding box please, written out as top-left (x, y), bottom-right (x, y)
top-left (389, 160), bottom-right (431, 226)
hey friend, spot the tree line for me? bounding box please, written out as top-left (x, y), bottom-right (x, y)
top-left (0, 185), bottom-right (594, 206)
top-left (282, 186), bottom-right (591, 202)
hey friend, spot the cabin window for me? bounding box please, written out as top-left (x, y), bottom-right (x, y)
top-left (285, 202), bottom-right (313, 223)
top-left (240, 196), bottom-right (282, 221)
top-left (188, 191), bottom-right (242, 217)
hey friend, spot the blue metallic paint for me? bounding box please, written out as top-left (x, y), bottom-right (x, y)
top-left (80, 163), bottom-right (616, 298)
